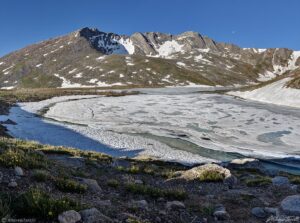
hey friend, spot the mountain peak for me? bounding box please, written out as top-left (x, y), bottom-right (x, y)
top-left (0, 27), bottom-right (299, 90)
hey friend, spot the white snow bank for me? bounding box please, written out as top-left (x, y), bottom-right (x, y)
top-left (229, 78), bottom-right (300, 108)
top-left (156, 40), bottom-right (184, 57)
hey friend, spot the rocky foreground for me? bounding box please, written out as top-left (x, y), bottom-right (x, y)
top-left (0, 138), bottom-right (299, 223)
top-left (0, 90), bottom-right (299, 222)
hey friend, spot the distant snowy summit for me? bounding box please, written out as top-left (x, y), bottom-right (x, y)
top-left (0, 27), bottom-right (299, 91)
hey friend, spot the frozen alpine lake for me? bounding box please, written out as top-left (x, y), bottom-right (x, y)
top-left (1, 87), bottom-right (300, 166)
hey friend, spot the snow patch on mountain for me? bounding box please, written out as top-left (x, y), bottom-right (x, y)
top-left (155, 40), bottom-right (184, 57)
top-left (257, 71), bottom-right (277, 82)
top-left (229, 77), bottom-right (300, 108)
top-left (273, 50), bottom-right (300, 75)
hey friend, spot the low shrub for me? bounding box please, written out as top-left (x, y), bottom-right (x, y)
top-left (245, 176), bottom-right (271, 187)
top-left (199, 204), bottom-right (214, 217)
top-left (107, 179), bottom-right (119, 188)
top-left (0, 149), bottom-right (47, 169)
top-left (290, 176), bottom-right (300, 185)
top-left (199, 170), bottom-right (225, 182)
top-left (13, 188), bottom-right (82, 220)
top-left (55, 178), bottom-right (87, 193)
top-left (32, 170), bottom-right (50, 182)
top-left (0, 193), bottom-right (12, 219)
top-left (125, 183), bottom-right (187, 200)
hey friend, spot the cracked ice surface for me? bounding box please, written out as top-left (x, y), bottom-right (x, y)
top-left (2, 90), bottom-right (300, 164)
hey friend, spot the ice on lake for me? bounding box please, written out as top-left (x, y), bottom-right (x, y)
top-left (1, 88), bottom-right (300, 165)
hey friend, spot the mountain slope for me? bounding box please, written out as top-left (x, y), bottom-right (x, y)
top-left (0, 27), bottom-right (299, 89)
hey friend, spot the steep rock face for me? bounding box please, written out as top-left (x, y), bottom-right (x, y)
top-left (0, 27), bottom-right (299, 89)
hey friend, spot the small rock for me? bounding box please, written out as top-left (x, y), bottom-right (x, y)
top-left (166, 201), bottom-right (185, 210)
top-left (213, 204), bottom-right (230, 221)
top-left (264, 207), bottom-right (278, 216)
top-left (58, 210), bottom-right (81, 223)
top-left (80, 208), bottom-right (113, 223)
top-left (81, 178), bottom-right (102, 193)
top-left (155, 216), bottom-right (162, 222)
top-left (14, 166), bottom-right (24, 176)
top-left (272, 176), bottom-right (290, 186)
top-left (158, 210), bottom-right (167, 215)
top-left (1, 119), bottom-right (17, 125)
top-left (8, 181), bottom-right (17, 188)
top-left (134, 179), bottom-right (143, 184)
top-left (157, 197), bottom-right (165, 202)
top-left (131, 200), bottom-right (148, 210)
top-left (280, 195), bottom-right (300, 216)
top-left (205, 194), bottom-right (215, 200)
top-left (213, 211), bottom-right (230, 221)
top-left (96, 200), bottom-right (111, 207)
top-left (291, 184), bottom-right (299, 192)
top-left (251, 207), bottom-right (266, 218)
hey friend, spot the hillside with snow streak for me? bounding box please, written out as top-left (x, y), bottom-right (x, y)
top-left (229, 77), bottom-right (300, 108)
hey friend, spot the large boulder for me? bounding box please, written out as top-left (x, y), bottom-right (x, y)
top-left (80, 178), bottom-right (102, 193)
top-left (58, 210), bottom-right (81, 223)
top-left (272, 176), bottom-right (290, 187)
top-left (178, 164), bottom-right (237, 187)
top-left (280, 195), bottom-right (300, 216)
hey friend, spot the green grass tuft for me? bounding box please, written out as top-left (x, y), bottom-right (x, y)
top-left (198, 170), bottom-right (225, 182)
top-left (245, 176), bottom-right (271, 187)
top-left (125, 183), bottom-right (187, 200)
top-left (32, 170), bottom-right (50, 182)
top-left (13, 188), bottom-right (83, 220)
top-left (107, 179), bottom-right (119, 188)
top-left (55, 178), bottom-right (87, 193)
top-left (0, 148), bottom-right (47, 169)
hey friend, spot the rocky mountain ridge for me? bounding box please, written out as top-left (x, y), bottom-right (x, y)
top-left (0, 27), bottom-right (299, 89)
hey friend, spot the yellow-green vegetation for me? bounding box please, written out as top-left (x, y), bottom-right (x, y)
top-left (0, 88), bottom-right (138, 104)
top-left (125, 183), bottom-right (187, 200)
top-left (126, 218), bottom-right (144, 223)
top-left (289, 176), bottom-right (300, 184)
top-left (32, 170), bottom-right (51, 182)
top-left (245, 176), bottom-right (272, 187)
top-left (107, 179), bottom-right (120, 188)
top-left (40, 145), bottom-right (112, 164)
top-left (198, 170), bottom-right (225, 182)
top-left (199, 204), bottom-right (215, 217)
top-left (55, 178), bottom-right (87, 193)
top-left (0, 148), bottom-right (47, 169)
top-left (13, 188), bottom-right (83, 220)
top-left (116, 163), bottom-right (178, 179)
top-left (0, 193), bottom-right (11, 219)
top-left (0, 137), bottom-right (112, 165)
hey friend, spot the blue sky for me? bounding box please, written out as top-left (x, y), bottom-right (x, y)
top-left (0, 0), bottom-right (299, 56)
